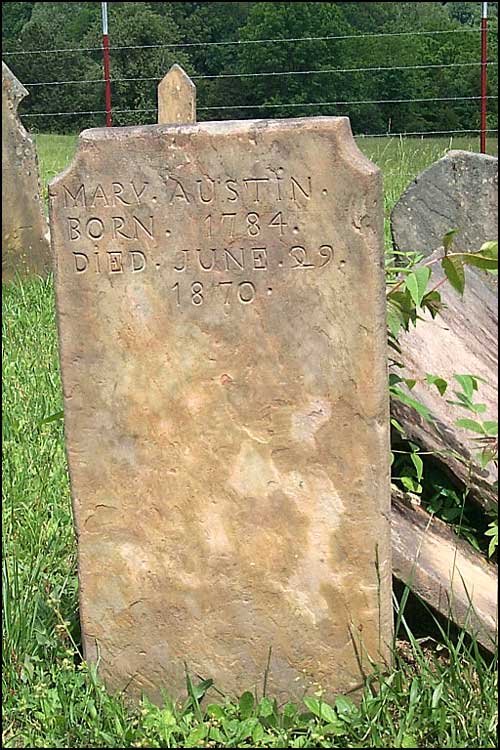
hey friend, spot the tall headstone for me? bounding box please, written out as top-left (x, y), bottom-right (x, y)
top-left (2, 62), bottom-right (51, 283)
top-left (49, 114), bottom-right (392, 703)
top-left (158, 64), bottom-right (196, 125)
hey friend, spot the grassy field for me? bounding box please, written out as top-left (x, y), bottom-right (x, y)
top-left (2, 134), bottom-right (498, 748)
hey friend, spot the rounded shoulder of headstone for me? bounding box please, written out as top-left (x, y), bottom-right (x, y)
top-left (300, 116), bottom-right (381, 177)
top-left (47, 128), bottom-right (103, 194)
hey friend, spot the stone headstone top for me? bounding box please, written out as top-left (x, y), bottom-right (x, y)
top-left (2, 61), bottom-right (51, 283)
top-left (391, 149), bottom-right (498, 270)
top-left (158, 64), bottom-right (196, 125)
top-left (49, 116), bottom-right (392, 703)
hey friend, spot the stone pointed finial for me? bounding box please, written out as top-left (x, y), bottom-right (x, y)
top-left (158, 64), bottom-right (196, 125)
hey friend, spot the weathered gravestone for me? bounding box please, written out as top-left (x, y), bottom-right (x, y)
top-left (391, 150), bottom-right (498, 273)
top-left (2, 61), bottom-right (51, 282)
top-left (49, 115), bottom-right (392, 703)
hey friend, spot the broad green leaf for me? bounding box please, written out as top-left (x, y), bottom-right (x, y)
top-left (454, 374), bottom-right (478, 398)
top-left (239, 691), bottom-right (255, 719)
top-left (401, 476), bottom-right (422, 494)
top-left (462, 254), bottom-right (498, 271)
top-left (410, 452), bottom-right (424, 481)
top-left (387, 301), bottom-right (406, 337)
top-left (483, 421), bottom-right (498, 436)
top-left (455, 418), bottom-right (486, 434)
top-left (425, 374), bottom-right (448, 396)
top-left (186, 725), bottom-right (207, 746)
top-left (479, 240), bottom-right (498, 260)
top-left (422, 290), bottom-right (443, 318)
top-left (303, 697), bottom-right (338, 723)
top-left (259, 697), bottom-right (274, 718)
top-left (471, 403), bottom-right (488, 414)
top-left (442, 256), bottom-right (465, 295)
top-left (391, 418), bottom-right (406, 434)
top-left (335, 695), bottom-right (357, 720)
top-left (405, 266), bottom-right (431, 307)
top-left (237, 718), bottom-right (258, 739)
top-left (485, 523), bottom-right (498, 558)
top-left (283, 702), bottom-right (298, 719)
top-left (404, 378), bottom-right (417, 390)
top-left (442, 227), bottom-right (460, 252)
top-left (488, 535), bottom-right (497, 558)
top-left (206, 704), bottom-right (224, 720)
top-left (252, 722), bottom-right (265, 743)
top-left (391, 387), bottom-right (435, 424)
top-left (389, 373), bottom-right (404, 386)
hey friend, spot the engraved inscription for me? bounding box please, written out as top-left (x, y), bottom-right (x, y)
top-left (67, 215), bottom-right (154, 241)
top-left (61, 170), bottom-right (339, 294)
top-left (73, 250), bottom-right (147, 274)
top-left (172, 279), bottom-right (259, 307)
top-left (204, 211), bottom-right (288, 238)
top-left (63, 182), bottom-right (149, 208)
top-left (159, 172), bottom-right (313, 207)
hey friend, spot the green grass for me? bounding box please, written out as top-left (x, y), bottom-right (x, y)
top-left (2, 134), bottom-right (498, 747)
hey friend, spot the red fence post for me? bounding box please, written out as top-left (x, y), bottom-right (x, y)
top-left (102, 2), bottom-right (112, 127)
top-left (480, 2), bottom-right (488, 153)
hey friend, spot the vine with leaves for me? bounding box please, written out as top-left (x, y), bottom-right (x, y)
top-left (386, 232), bottom-right (498, 557)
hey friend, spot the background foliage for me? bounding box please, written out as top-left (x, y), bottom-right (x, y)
top-left (2, 1), bottom-right (498, 133)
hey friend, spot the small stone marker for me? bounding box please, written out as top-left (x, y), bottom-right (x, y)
top-left (391, 150), bottom-right (498, 266)
top-left (2, 62), bottom-right (51, 283)
top-left (158, 64), bottom-right (196, 125)
top-left (49, 111), bottom-right (392, 703)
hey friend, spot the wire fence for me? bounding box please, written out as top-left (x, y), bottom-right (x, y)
top-left (2, 19), bottom-right (499, 141)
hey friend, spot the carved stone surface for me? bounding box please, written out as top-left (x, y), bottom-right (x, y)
top-left (2, 62), bottom-right (51, 283)
top-left (49, 117), bottom-right (392, 703)
top-left (391, 150), bottom-right (498, 271)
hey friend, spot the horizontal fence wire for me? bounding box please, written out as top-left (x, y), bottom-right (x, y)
top-left (2, 26), bottom-right (494, 57)
top-left (355, 129), bottom-right (498, 138)
top-left (5, 18), bottom-right (498, 141)
top-left (21, 61), bottom-right (499, 88)
top-left (19, 95), bottom-right (499, 118)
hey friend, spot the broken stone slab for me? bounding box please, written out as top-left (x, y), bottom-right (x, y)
top-left (391, 485), bottom-right (498, 653)
top-left (391, 252), bottom-right (498, 512)
top-left (49, 116), bottom-right (392, 704)
top-left (391, 150), bottom-right (498, 286)
top-left (2, 61), bottom-right (51, 283)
